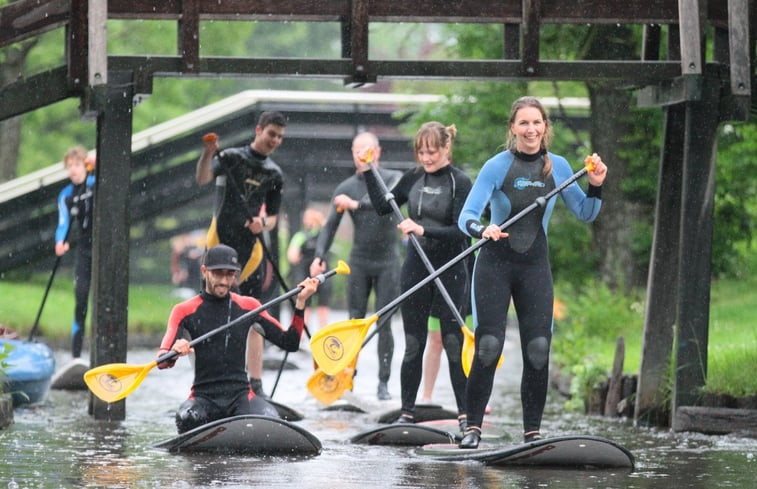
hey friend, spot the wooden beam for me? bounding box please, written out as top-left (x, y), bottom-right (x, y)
top-left (504, 23), bottom-right (520, 60)
top-left (88, 71), bottom-right (135, 421)
top-left (635, 103), bottom-right (685, 427)
top-left (642, 24), bottom-right (662, 61)
top-left (678, 0), bottom-right (705, 74)
top-left (67, 0), bottom-right (88, 92)
top-left (345, 0), bottom-right (372, 87)
top-left (727, 0), bottom-right (751, 96)
top-left (521, 0), bottom-right (542, 75)
top-left (88, 0), bottom-right (108, 86)
top-left (178, 0), bottom-right (201, 73)
top-left (0, 67), bottom-right (72, 120)
top-left (672, 76), bottom-right (719, 413)
top-left (0, 0), bottom-right (69, 46)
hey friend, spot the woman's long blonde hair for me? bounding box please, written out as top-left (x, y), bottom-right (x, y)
top-left (505, 96), bottom-right (553, 177)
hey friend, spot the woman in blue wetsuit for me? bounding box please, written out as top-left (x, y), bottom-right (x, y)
top-left (457, 96), bottom-right (607, 448)
top-left (364, 122), bottom-right (472, 431)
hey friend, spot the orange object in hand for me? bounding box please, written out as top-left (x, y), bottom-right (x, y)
top-left (202, 132), bottom-right (218, 143)
top-left (584, 154), bottom-right (598, 172)
top-left (359, 148), bottom-right (374, 164)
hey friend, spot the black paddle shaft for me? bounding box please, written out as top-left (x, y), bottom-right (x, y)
top-left (367, 162), bottom-right (467, 327)
top-left (360, 166), bottom-right (589, 346)
top-left (155, 267), bottom-right (339, 365)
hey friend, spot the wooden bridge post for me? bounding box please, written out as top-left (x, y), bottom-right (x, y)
top-left (88, 70), bottom-right (135, 420)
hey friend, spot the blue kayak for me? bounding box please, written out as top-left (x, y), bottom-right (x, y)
top-left (1, 339), bottom-right (55, 406)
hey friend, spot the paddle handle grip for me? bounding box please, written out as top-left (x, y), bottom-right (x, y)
top-left (156, 262), bottom-right (349, 365)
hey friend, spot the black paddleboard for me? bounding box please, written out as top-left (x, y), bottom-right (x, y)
top-left (153, 415), bottom-right (321, 456)
top-left (321, 399), bottom-right (368, 413)
top-left (50, 358), bottom-right (89, 390)
top-left (376, 403), bottom-right (457, 423)
top-left (351, 424), bottom-right (461, 446)
top-left (415, 435), bottom-right (635, 470)
top-left (268, 399), bottom-right (304, 421)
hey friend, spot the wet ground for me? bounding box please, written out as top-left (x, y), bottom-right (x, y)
top-left (1, 310), bottom-right (755, 488)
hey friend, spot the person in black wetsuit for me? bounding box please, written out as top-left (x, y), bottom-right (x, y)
top-left (157, 244), bottom-right (320, 433)
top-left (309, 132), bottom-right (401, 401)
top-left (457, 96), bottom-right (608, 448)
top-left (55, 146), bottom-right (96, 359)
top-left (363, 122), bottom-right (472, 430)
top-left (196, 111), bottom-right (287, 398)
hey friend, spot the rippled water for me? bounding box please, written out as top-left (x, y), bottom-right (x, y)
top-left (1, 315), bottom-right (755, 488)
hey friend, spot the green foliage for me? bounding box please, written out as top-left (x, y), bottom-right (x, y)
top-left (0, 342), bottom-right (12, 394)
top-left (565, 362), bottom-right (608, 413)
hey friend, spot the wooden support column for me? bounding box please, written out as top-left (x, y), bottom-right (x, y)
top-left (88, 71), bottom-right (135, 421)
top-left (634, 104), bottom-right (685, 426)
top-left (672, 76), bottom-right (719, 416)
top-left (520, 0), bottom-right (541, 75)
top-left (178, 0), bottom-right (200, 73)
top-left (344, 0), bottom-right (372, 87)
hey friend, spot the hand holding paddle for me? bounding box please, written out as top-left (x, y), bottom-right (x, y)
top-left (84, 261), bottom-right (350, 403)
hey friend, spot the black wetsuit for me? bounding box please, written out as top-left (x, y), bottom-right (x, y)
top-left (288, 227), bottom-right (332, 306)
top-left (55, 175), bottom-right (95, 358)
top-left (458, 149), bottom-right (602, 434)
top-left (365, 165), bottom-right (472, 416)
top-left (158, 291), bottom-right (305, 433)
top-left (207, 145), bottom-right (284, 297)
top-left (313, 168), bottom-right (402, 384)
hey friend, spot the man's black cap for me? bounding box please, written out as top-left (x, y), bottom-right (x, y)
top-left (203, 244), bottom-right (241, 271)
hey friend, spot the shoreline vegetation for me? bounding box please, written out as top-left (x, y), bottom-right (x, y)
top-left (1, 252), bottom-right (754, 410)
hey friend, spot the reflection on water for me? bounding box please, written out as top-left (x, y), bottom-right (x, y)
top-left (1, 327), bottom-right (755, 488)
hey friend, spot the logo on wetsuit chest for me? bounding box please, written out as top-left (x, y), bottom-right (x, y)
top-left (421, 186), bottom-right (443, 195)
top-left (513, 177), bottom-right (545, 191)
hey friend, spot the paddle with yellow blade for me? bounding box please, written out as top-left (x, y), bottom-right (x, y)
top-left (311, 156), bottom-right (596, 376)
top-left (84, 260), bottom-right (351, 403)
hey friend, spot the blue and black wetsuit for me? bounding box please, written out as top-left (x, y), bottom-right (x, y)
top-left (458, 149), bottom-right (602, 434)
top-left (313, 168), bottom-right (402, 384)
top-left (365, 164), bottom-right (472, 417)
top-left (56, 174), bottom-right (95, 358)
top-left (158, 291), bottom-right (305, 433)
top-left (207, 145), bottom-right (284, 298)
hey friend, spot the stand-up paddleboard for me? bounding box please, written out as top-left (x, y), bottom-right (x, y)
top-left (418, 418), bottom-right (495, 430)
top-left (153, 415), bottom-right (321, 456)
top-left (377, 403), bottom-right (457, 423)
top-left (415, 435), bottom-right (635, 470)
top-left (50, 358), bottom-right (89, 390)
top-left (268, 399), bottom-right (304, 421)
top-left (351, 423), bottom-right (461, 446)
top-left (321, 399), bottom-right (367, 413)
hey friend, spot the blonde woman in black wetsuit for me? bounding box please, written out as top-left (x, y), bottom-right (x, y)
top-left (457, 96), bottom-right (607, 448)
top-left (363, 122), bottom-right (472, 431)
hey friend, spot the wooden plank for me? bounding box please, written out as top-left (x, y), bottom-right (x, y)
top-left (88, 71), bottom-right (134, 421)
top-left (634, 104), bottom-right (685, 427)
top-left (604, 337), bottom-right (625, 417)
top-left (88, 0), bottom-right (108, 86)
top-left (642, 24), bottom-right (662, 61)
top-left (672, 76), bottom-right (719, 413)
top-left (179, 0), bottom-right (201, 73)
top-left (521, 0), bottom-right (542, 75)
top-left (67, 0), bottom-right (88, 92)
top-left (678, 0), bottom-right (704, 74)
top-left (346, 0), bottom-right (371, 86)
top-left (673, 407), bottom-right (757, 435)
top-left (0, 0), bottom-right (69, 46)
top-left (727, 0), bottom-right (751, 96)
top-left (504, 24), bottom-right (520, 60)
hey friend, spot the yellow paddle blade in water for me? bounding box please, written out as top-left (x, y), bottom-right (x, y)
top-left (461, 326), bottom-right (504, 377)
top-left (83, 361), bottom-right (158, 403)
top-left (306, 361), bottom-right (357, 405)
top-left (309, 315), bottom-right (378, 376)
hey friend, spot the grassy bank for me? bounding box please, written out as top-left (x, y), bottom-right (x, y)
top-left (1, 256), bottom-right (754, 398)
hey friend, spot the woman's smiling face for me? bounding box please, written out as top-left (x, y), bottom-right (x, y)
top-left (510, 106), bottom-right (545, 154)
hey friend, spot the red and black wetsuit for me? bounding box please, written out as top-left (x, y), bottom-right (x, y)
top-left (158, 290), bottom-right (304, 433)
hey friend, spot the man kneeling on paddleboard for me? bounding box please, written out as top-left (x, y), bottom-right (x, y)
top-left (157, 244), bottom-right (320, 433)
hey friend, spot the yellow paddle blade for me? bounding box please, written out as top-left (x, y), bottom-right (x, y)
top-left (83, 361), bottom-right (158, 403)
top-left (309, 315), bottom-right (377, 376)
top-left (460, 326), bottom-right (504, 377)
top-left (306, 362), bottom-right (356, 405)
